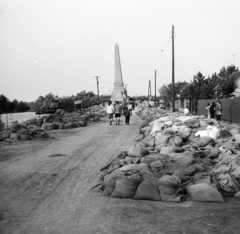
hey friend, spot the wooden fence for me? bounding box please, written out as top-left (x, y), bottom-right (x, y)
top-left (197, 98), bottom-right (240, 123)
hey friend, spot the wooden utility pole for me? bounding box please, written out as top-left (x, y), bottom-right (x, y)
top-left (93, 76), bottom-right (100, 104)
top-left (149, 80), bottom-right (152, 101)
top-left (125, 84), bottom-right (127, 101)
top-left (155, 70), bottom-right (157, 104)
top-left (172, 25), bottom-right (175, 112)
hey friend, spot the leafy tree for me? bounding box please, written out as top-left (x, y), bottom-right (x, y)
top-left (217, 65), bottom-right (239, 98)
top-left (0, 94), bottom-right (8, 113)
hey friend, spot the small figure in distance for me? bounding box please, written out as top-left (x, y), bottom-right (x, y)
top-left (206, 103), bottom-right (211, 119)
top-left (106, 101), bottom-right (114, 125)
top-left (210, 102), bottom-right (216, 119)
top-left (184, 106), bottom-right (190, 116)
top-left (124, 106), bottom-right (131, 125)
top-left (127, 102), bottom-right (133, 115)
top-left (114, 101), bottom-right (121, 125)
top-left (215, 101), bottom-right (222, 121)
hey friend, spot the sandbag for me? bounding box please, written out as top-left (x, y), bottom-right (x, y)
top-left (229, 128), bottom-right (240, 136)
top-left (102, 171), bottom-right (124, 196)
top-left (155, 135), bottom-right (171, 146)
top-left (111, 174), bottom-right (142, 198)
top-left (168, 136), bottom-right (183, 147)
top-left (150, 160), bottom-right (164, 171)
top-left (10, 132), bottom-right (20, 140)
top-left (150, 122), bottom-right (165, 136)
top-left (155, 143), bottom-right (167, 152)
top-left (128, 145), bottom-right (149, 157)
top-left (20, 133), bottom-right (29, 140)
top-left (173, 165), bottom-right (196, 182)
top-left (119, 163), bottom-right (149, 172)
top-left (193, 172), bottom-right (211, 184)
top-left (141, 136), bottom-right (155, 147)
top-left (199, 120), bottom-right (208, 128)
top-left (108, 161), bottom-right (122, 173)
top-left (203, 148), bottom-right (220, 159)
top-left (196, 136), bottom-right (215, 147)
top-left (158, 175), bottom-right (184, 202)
top-left (140, 154), bottom-right (163, 165)
top-left (140, 119), bottom-right (151, 129)
top-left (1, 131), bottom-right (10, 140)
top-left (186, 183), bottom-right (224, 202)
top-left (164, 121), bottom-right (173, 128)
top-left (233, 134), bottom-right (240, 144)
top-left (184, 117), bottom-right (199, 124)
top-left (134, 134), bottom-right (144, 141)
top-left (177, 126), bottom-right (192, 141)
top-left (160, 146), bottom-right (184, 155)
top-left (134, 180), bottom-right (161, 201)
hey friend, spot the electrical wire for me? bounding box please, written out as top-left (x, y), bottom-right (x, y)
top-left (1, 26), bottom-right (91, 76)
top-left (0, 47), bottom-right (94, 85)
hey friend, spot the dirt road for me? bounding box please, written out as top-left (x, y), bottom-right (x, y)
top-left (0, 114), bottom-right (240, 234)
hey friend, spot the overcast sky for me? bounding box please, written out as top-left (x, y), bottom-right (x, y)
top-left (0, 0), bottom-right (240, 102)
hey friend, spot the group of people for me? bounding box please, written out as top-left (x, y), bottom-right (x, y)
top-left (106, 101), bottom-right (133, 125)
top-left (206, 101), bottom-right (222, 120)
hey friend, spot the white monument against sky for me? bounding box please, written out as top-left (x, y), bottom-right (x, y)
top-left (110, 43), bottom-right (127, 102)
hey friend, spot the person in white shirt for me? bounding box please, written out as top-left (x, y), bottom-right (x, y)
top-left (184, 107), bottom-right (189, 115)
top-left (106, 101), bottom-right (114, 125)
top-left (127, 102), bottom-right (133, 115)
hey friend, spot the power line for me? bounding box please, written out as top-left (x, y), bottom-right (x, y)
top-left (0, 47), bottom-right (93, 85)
top-left (0, 26), bottom-right (91, 76)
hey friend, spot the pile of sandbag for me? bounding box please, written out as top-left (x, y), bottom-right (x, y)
top-left (39, 106), bottom-right (106, 131)
top-left (99, 112), bottom-right (240, 203)
top-left (0, 122), bottom-right (50, 142)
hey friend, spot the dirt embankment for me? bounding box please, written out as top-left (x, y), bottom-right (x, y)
top-left (0, 115), bottom-right (240, 234)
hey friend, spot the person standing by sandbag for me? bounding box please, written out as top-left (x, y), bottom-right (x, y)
top-left (114, 101), bottom-right (122, 125)
top-left (209, 102), bottom-right (216, 119)
top-left (215, 101), bottom-right (222, 121)
top-left (124, 106), bottom-right (131, 125)
top-left (206, 103), bottom-right (211, 119)
top-left (106, 101), bottom-right (114, 125)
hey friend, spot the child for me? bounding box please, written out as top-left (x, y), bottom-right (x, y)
top-left (124, 106), bottom-right (131, 125)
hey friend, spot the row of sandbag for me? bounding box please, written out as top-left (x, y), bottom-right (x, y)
top-left (139, 115), bottom-right (240, 198)
top-left (99, 114), bottom-right (240, 202)
top-left (0, 125), bottom-right (49, 142)
top-left (100, 150), bottom-right (228, 202)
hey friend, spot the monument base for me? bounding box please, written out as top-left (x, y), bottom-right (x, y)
top-left (111, 87), bottom-right (126, 102)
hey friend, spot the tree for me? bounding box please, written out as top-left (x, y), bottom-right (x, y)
top-left (0, 94), bottom-right (8, 113)
top-left (217, 65), bottom-right (239, 98)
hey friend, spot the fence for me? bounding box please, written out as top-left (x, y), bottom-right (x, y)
top-left (197, 98), bottom-right (240, 123)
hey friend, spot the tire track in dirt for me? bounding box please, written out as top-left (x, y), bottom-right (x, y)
top-left (2, 116), bottom-right (140, 234)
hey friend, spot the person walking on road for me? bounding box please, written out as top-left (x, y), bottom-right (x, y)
top-left (114, 101), bottom-right (122, 125)
top-left (124, 106), bottom-right (131, 125)
top-left (210, 102), bottom-right (216, 119)
top-left (106, 101), bottom-right (114, 125)
top-left (127, 102), bottom-right (133, 115)
top-left (215, 101), bottom-right (222, 121)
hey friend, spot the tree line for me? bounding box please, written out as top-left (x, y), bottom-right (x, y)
top-left (158, 65), bottom-right (239, 108)
top-left (0, 94), bottom-right (31, 114)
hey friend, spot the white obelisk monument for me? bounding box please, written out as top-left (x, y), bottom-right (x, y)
top-left (111, 43), bottom-right (127, 102)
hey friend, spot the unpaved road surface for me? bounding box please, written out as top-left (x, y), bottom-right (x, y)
top-left (0, 114), bottom-right (240, 234)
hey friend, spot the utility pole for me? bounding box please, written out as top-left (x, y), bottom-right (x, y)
top-left (93, 76), bottom-right (100, 104)
top-left (155, 70), bottom-right (157, 104)
top-left (172, 25), bottom-right (175, 112)
top-left (148, 80), bottom-right (152, 101)
top-left (125, 84), bottom-right (127, 101)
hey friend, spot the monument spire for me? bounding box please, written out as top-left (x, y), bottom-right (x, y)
top-left (114, 43), bottom-right (124, 87)
top-left (111, 43), bottom-right (127, 102)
